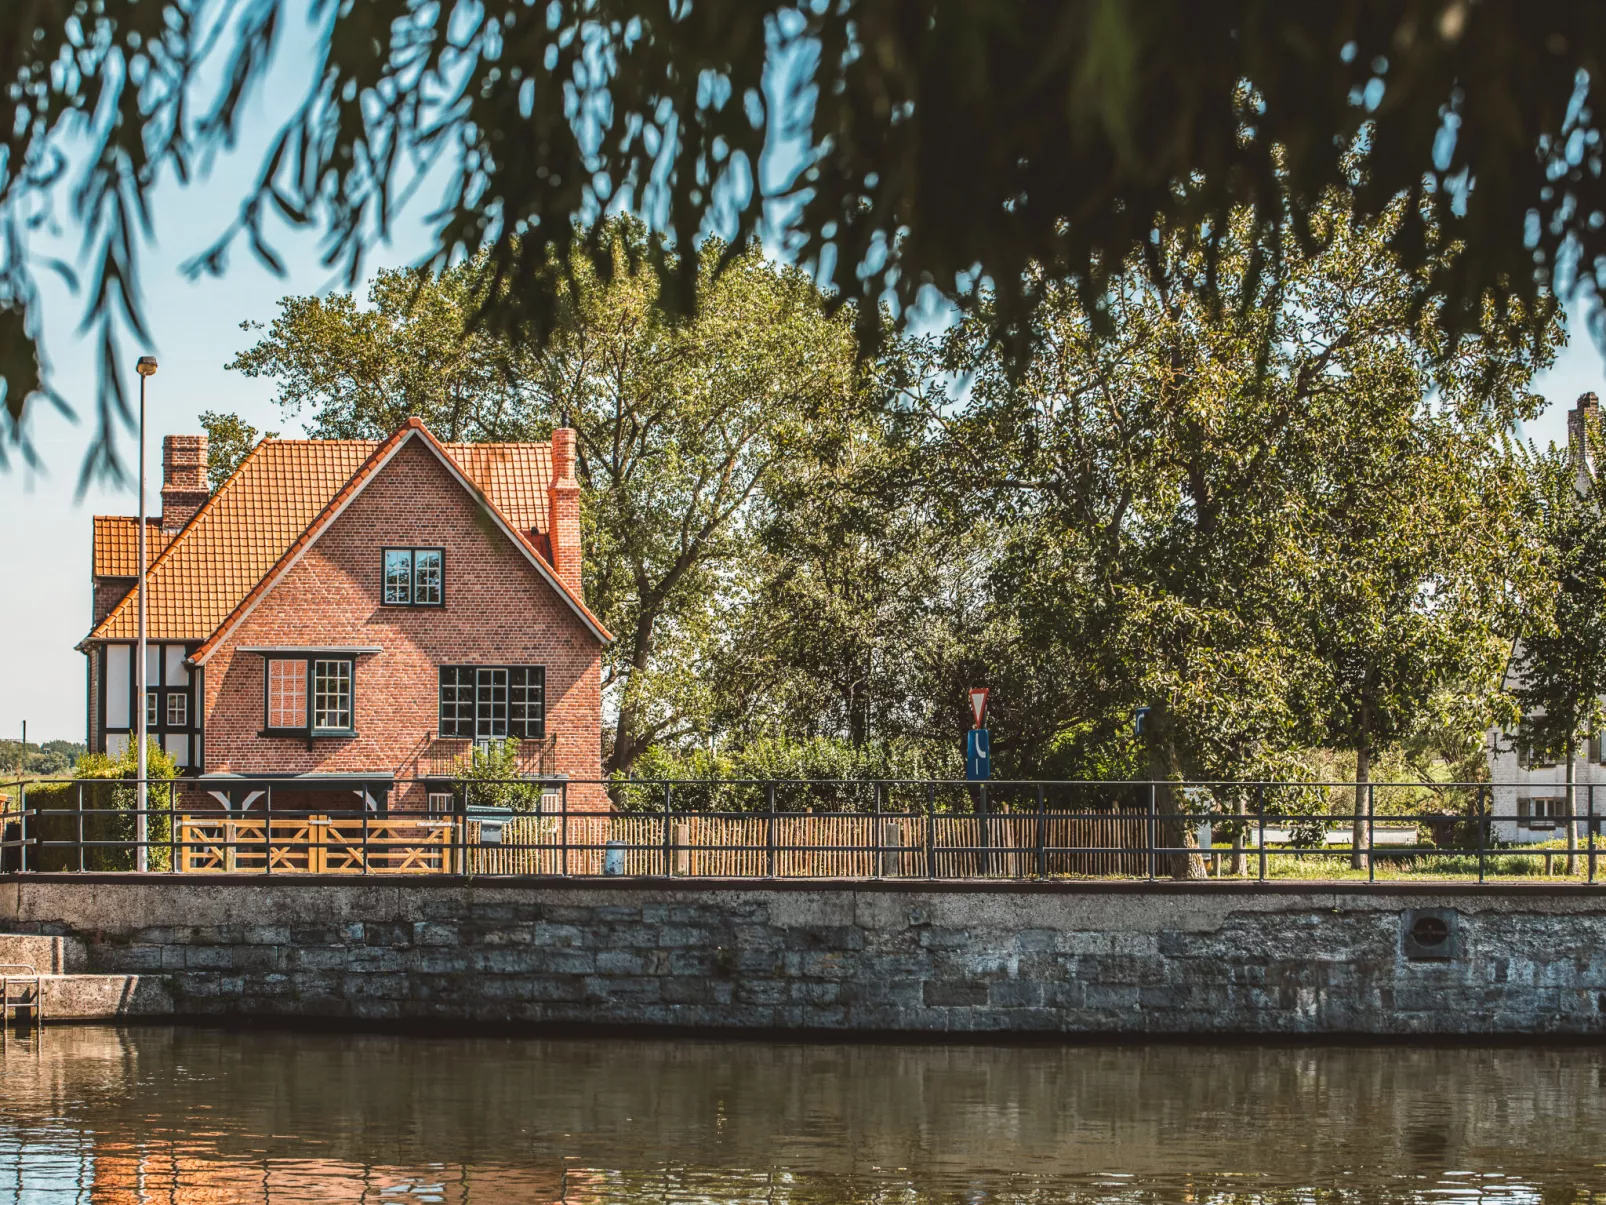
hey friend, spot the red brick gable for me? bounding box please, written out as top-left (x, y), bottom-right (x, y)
top-left (200, 436), bottom-right (604, 793)
top-left (190, 420), bottom-right (608, 664)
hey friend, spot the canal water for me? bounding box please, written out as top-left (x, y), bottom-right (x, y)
top-left (1, 1027), bottom-right (1603, 1202)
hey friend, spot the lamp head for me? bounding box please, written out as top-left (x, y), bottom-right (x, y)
top-left (135, 356), bottom-right (158, 377)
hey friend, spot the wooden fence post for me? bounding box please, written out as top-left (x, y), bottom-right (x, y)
top-left (674, 821), bottom-right (691, 876)
top-left (880, 817), bottom-right (902, 878)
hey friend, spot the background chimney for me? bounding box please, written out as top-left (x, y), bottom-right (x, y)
top-left (161, 434), bottom-right (210, 533)
top-left (547, 426), bottom-right (583, 594)
top-left (1568, 392), bottom-right (1599, 461)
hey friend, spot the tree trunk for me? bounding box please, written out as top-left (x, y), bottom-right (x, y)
top-left (1567, 737), bottom-right (1578, 875)
top-left (605, 610), bottom-right (661, 778)
top-left (1350, 738), bottom-right (1371, 872)
top-left (1145, 720), bottom-right (1205, 880)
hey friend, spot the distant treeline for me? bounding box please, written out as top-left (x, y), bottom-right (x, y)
top-left (2, 740), bottom-right (86, 778)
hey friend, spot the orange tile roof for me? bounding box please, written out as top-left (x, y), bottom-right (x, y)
top-left (445, 442), bottom-right (553, 534)
top-left (92, 517), bottom-right (173, 577)
top-left (86, 432), bottom-right (565, 645)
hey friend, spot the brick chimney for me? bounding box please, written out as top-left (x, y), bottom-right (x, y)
top-left (547, 426), bottom-right (583, 595)
top-left (160, 434), bottom-right (210, 534)
top-left (1569, 392), bottom-right (1600, 480)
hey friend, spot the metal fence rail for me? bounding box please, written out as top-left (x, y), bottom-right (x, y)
top-left (0, 777), bottom-right (1602, 882)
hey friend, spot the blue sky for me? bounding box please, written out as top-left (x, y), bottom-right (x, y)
top-left (1, 14), bottom-right (1601, 743)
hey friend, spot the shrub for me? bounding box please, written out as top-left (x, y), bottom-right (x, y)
top-left (451, 739), bottom-right (547, 813)
top-left (613, 736), bottom-right (963, 813)
top-left (27, 739), bottom-right (179, 871)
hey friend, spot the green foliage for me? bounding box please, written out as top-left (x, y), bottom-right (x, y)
top-left (614, 736), bottom-right (961, 813)
top-left (1034, 723), bottom-right (1146, 783)
top-left (921, 183), bottom-right (1555, 795)
top-left (199, 411), bottom-right (277, 491)
top-left (451, 740), bottom-right (546, 814)
top-left (75, 738), bottom-right (179, 783)
top-left (13, 2), bottom-right (1605, 492)
top-left (1503, 429), bottom-right (1606, 868)
top-left (21, 739), bottom-right (178, 871)
top-left (1507, 437), bottom-right (1606, 764)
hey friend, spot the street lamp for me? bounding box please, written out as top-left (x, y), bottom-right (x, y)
top-left (135, 355), bottom-right (157, 872)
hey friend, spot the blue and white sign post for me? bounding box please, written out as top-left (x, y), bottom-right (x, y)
top-left (965, 728), bottom-right (990, 781)
top-left (966, 687), bottom-right (991, 873)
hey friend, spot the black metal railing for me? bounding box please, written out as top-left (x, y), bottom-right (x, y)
top-left (0, 778), bottom-right (1602, 882)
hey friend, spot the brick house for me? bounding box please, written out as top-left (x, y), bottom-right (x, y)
top-left (78, 418), bottom-right (610, 815)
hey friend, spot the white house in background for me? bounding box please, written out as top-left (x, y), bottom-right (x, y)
top-left (1487, 391), bottom-right (1606, 844)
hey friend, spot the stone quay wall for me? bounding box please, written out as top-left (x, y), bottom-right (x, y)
top-left (3, 876), bottom-right (1606, 1035)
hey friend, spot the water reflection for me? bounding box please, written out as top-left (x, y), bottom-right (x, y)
top-left (1, 1026), bottom-right (1603, 1202)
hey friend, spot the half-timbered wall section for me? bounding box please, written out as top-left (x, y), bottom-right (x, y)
top-left (95, 641), bottom-right (201, 767)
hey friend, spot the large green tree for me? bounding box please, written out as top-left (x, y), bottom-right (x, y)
top-left (1307, 412), bottom-right (1535, 869)
top-left (926, 184), bottom-right (1554, 873)
top-left (1296, 208), bottom-right (1554, 868)
top-left (7, 2), bottom-right (1603, 480)
top-left (227, 222), bottom-right (868, 775)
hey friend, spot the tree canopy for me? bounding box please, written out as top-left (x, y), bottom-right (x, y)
top-left (7, 2), bottom-right (1606, 478)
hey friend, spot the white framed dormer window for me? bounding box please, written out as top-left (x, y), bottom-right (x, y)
top-left (382, 547), bottom-right (445, 606)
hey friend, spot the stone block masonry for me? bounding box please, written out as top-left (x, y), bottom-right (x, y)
top-left (3, 877), bottom-right (1606, 1035)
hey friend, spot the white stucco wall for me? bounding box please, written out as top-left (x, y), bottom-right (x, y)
top-left (1486, 730), bottom-right (1606, 844)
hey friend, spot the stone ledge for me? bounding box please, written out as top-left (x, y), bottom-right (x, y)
top-left (6, 873), bottom-right (1606, 897)
top-left (5, 880), bottom-right (1606, 1035)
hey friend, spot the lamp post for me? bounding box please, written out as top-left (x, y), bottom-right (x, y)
top-left (135, 355), bottom-right (158, 872)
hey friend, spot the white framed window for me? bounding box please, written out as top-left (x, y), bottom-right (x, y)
top-left (146, 692), bottom-right (159, 727)
top-left (166, 693), bottom-right (187, 728)
top-left (312, 660), bottom-right (354, 732)
top-left (427, 792), bottom-right (453, 816)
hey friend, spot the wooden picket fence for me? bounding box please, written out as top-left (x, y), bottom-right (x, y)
top-left (174, 809), bottom-right (1148, 878)
top-left (466, 810), bottom-right (1150, 878)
